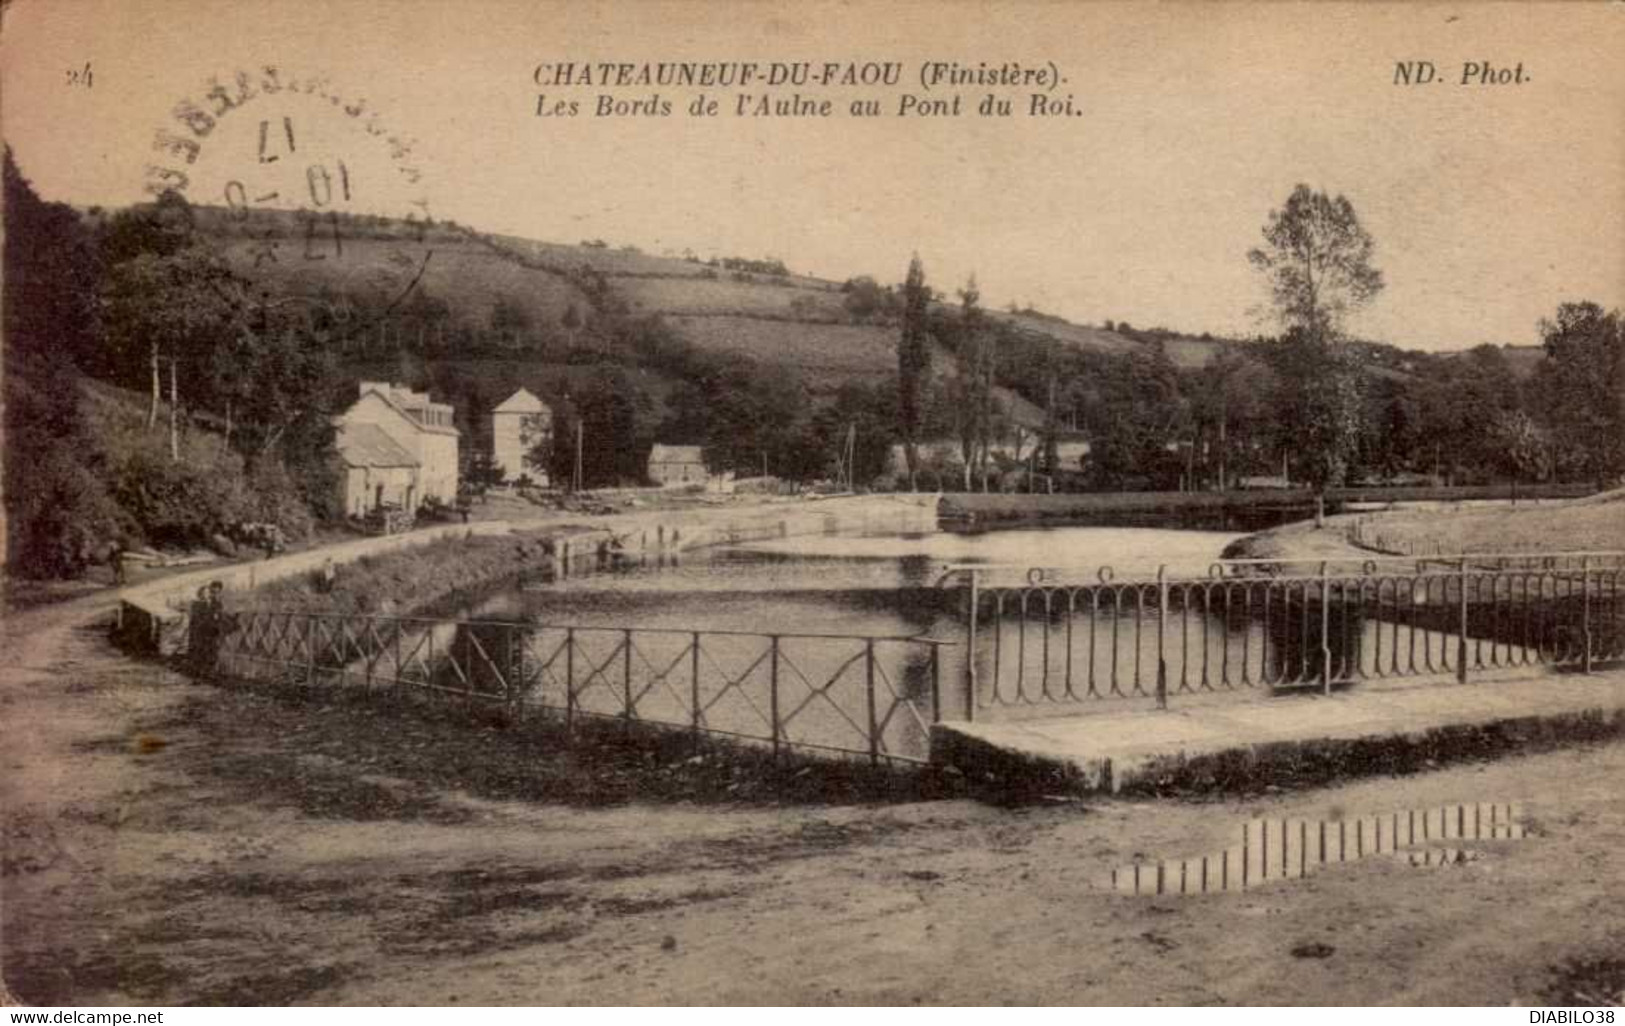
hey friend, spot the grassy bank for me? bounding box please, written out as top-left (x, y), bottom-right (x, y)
top-left (1226, 489), bottom-right (1624, 563)
top-left (197, 680), bottom-right (962, 808)
top-left (941, 484), bottom-right (1598, 528)
top-left (1343, 489), bottom-right (1623, 556)
top-left (941, 490), bottom-right (1310, 525)
top-left (249, 528), bottom-right (596, 616)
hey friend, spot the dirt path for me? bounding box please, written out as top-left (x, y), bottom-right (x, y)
top-left (4, 597), bottom-right (1623, 1005)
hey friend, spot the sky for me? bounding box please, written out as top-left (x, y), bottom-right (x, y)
top-left (3, 0), bottom-right (1621, 352)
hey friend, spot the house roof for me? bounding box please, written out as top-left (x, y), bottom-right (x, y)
top-left (356, 385), bottom-right (460, 437)
top-left (336, 423), bottom-right (420, 468)
top-left (649, 444), bottom-right (704, 464)
top-left (494, 387), bottom-right (547, 415)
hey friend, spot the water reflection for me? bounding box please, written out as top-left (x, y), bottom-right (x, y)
top-left (1107, 802), bottom-right (1526, 896)
top-left (456, 527), bottom-right (1243, 751)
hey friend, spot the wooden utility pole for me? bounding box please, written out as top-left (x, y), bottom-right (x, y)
top-left (849, 424), bottom-right (857, 490)
top-left (574, 419), bottom-right (583, 492)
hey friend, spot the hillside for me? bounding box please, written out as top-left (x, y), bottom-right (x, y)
top-left (106, 204), bottom-right (1521, 440)
top-left (173, 208), bottom-right (1074, 428)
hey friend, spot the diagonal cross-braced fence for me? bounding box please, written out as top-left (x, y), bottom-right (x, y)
top-left (947, 552), bottom-right (1625, 718)
top-left (211, 611), bottom-right (948, 764)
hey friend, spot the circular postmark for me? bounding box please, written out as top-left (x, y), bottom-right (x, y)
top-left (143, 66), bottom-right (436, 345)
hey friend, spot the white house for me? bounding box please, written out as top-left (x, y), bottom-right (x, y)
top-left (491, 387), bottom-right (551, 484)
top-left (333, 381), bottom-right (460, 516)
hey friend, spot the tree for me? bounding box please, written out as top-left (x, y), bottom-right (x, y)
top-left (1489, 409), bottom-right (1552, 493)
top-left (541, 366), bottom-right (655, 489)
top-left (1187, 347), bottom-right (1274, 490)
top-left (896, 255), bottom-right (933, 490)
top-left (950, 276), bottom-right (989, 491)
top-left (3, 148), bottom-right (130, 576)
top-left (1249, 185), bottom-right (1384, 524)
top-left (1248, 184), bottom-right (1384, 345)
top-left (958, 275), bottom-right (1002, 490)
top-left (810, 381), bottom-right (898, 487)
top-left (3, 148), bottom-right (101, 373)
top-left (1274, 335), bottom-right (1365, 511)
top-left (1532, 301), bottom-right (1624, 486)
top-left (488, 295), bottom-right (533, 350)
top-left (1410, 345), bottom-right (1521, 484)
top-left (1084, 345), bottom-right (1187, 489)
top-left (842, 275), bottom-right (892, 323)
top-left (99, 199), bottom-right (247, 450)
top-left (700, 364), bottom-right (812, 481)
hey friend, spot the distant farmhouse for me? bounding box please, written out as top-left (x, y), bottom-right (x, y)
top-left (648, 444), bottom-right (733, 491)
top-left (491, 387), bottom-right (552, 484)
top-left (333, 381), bottom-right (460, 517)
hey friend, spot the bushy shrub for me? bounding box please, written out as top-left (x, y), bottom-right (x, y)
top-left (108, 444), bottom-right (254, 548)
top-left (4, 354), bottom-right (132, 577)
top-left (246, 458), bottom-right (316, 540)
top-left (6, 439), bottom-right (130, 578)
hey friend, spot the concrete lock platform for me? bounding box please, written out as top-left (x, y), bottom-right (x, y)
top-left (930, 670), bottom-right (1625, 795)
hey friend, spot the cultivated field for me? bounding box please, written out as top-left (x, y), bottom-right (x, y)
top-left (665, 316), bottom-right (895, 378)
top-left (988, 311), bottom-right (1145, 358)
top-left (620, 276), bottom-right (845, 318)
top-left (217, 234), bottom-right (590, 331)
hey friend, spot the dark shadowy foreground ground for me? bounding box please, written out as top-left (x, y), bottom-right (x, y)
top-left (4, 594), bottom-right (1623, 1005)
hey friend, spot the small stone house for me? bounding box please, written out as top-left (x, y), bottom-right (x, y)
top-left (647, 444), bottom-right (732, 490)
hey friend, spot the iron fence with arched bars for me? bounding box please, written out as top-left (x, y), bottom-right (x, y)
top-left (945, 552), bottom-right (1625, 718)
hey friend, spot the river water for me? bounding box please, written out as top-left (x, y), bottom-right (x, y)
top-left (457, 525), bottom-right (1238, 758)
top-left (472, 524), bottom-right (1238, 637)
top-left (448, 520), bottom-right (1573, 760)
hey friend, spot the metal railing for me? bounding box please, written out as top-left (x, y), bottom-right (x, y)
top-left (944, 553), bottom-right (1625, 718)
top-left (212, 610), bottom-right (948, 764)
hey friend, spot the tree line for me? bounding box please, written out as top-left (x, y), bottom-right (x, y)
top-left (889, 184), bottom-right (1623, 513)
top-left (6, 158), bottom-right (1619, 578)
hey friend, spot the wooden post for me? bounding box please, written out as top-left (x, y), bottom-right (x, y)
top-left (865, 638), bottom-right (879, 766)
top-left (1457, 558), bottom-right (1470, 684)
top-left (690, 631), bottom-right (702, 742)
top-left (929, 644), bottom-right (941, 724)
top-left (564, 627), bottom-right (575, 733)
top-left (964, 569), bottom-right (980, 722)
top-left (1156, 566), bottom-right (1169, 710)
top-left (1320, 562), bottom-right (1333, 695)
top-left (768, 636), bottom-right (781, 762)
top-left (1580, 556), bottom-right (1593, 673)
top-left (364, 620), bottom-right (375, 692)
top-left (505, 625), bottom-right (517, 715)
top-left (623, 628), bottom-right (634, 727)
